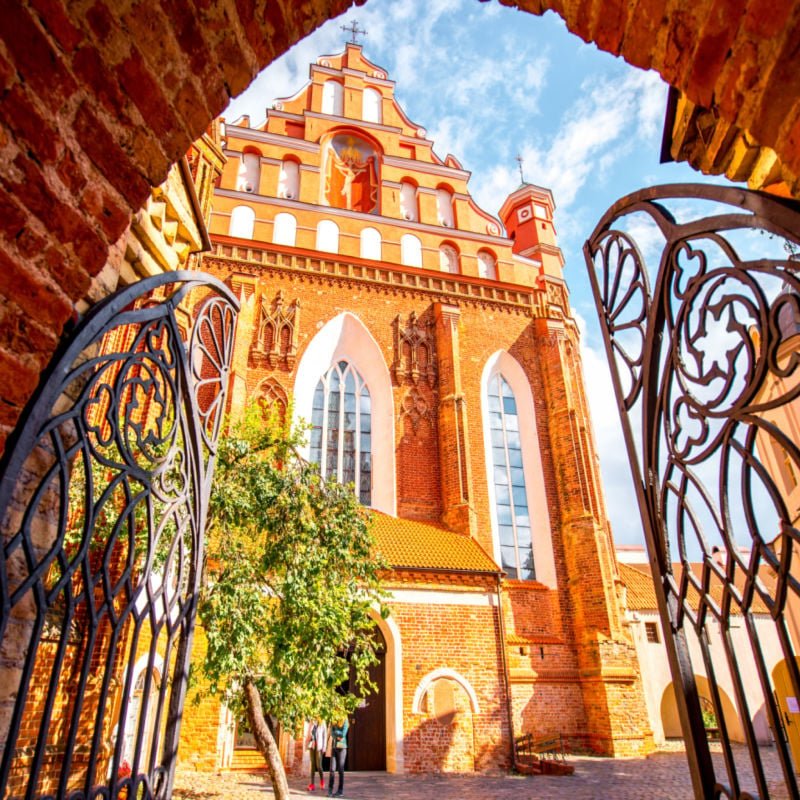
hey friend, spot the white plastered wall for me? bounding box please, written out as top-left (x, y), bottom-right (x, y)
top-left (293, 312), bottom-right (396, 515)
top-left (480, 350), bottom-right (557, 588)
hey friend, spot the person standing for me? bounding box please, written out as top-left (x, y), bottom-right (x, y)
top-left (306, 718), bottom-right (327, 791)
top-left (327, 717), bottom-right (349, 797)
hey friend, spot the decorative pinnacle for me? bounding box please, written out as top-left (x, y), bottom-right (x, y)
top-left (516, 153), bottom-right (526, 185)
top-left (341, 20), bottom-right (367, 45)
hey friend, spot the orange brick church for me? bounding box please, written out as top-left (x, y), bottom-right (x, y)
top-left (180, 43), bottom-right (653, 774)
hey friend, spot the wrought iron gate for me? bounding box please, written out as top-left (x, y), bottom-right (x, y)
top-left (585, 184), bottom-right (800, 799)
top-left (0, 272), bottom-right (238, 799)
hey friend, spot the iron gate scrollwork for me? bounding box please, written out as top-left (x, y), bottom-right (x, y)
top-left (0, 272), bottom-right (239, 799)
top-left (585, 184), bottom-right (800, 799)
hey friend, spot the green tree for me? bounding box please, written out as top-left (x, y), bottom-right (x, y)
top-left (198, 406), bottom-right (386, 800)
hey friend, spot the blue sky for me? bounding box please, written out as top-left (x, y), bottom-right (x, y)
top-left (223, 0), bottom-right (764, 551)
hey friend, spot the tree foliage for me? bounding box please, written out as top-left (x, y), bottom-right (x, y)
top-left (198, 403), bottom-right (386, 747)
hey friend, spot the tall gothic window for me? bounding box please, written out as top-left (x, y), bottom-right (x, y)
top-left (310, 361), bottom-right (372, 505)
top-left (488, 375), bottom-right (534, 580)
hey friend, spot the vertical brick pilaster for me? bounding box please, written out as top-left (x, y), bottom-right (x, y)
top-left (433, 303), bottom-right (476, 536)
top-left (534, 316), bottom-right (652, 755)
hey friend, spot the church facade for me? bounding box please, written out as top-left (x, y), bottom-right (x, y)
top-left (180, 43), bottom-right (653, 774)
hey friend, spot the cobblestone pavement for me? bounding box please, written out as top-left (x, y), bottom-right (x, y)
top-left (174, 746), bottom-right (793, 799)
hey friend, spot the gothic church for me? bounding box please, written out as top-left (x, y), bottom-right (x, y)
top-left (180, 43), bottom-right (652, 774)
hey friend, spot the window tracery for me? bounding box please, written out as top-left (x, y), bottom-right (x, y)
top-left (310, 361), bottom-right (372, 505)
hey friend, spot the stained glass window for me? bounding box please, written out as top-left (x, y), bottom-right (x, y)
top-left (488, 374), bottom-right (534, 580)
top-left (310, 361), bottom-right (372, 505)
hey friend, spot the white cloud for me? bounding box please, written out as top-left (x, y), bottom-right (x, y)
top-left (481, 68), bottom-right (668, 213)
top-left (574, 311), bottom-right (645, 546)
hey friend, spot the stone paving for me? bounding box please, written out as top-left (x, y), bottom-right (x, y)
top-left (173, 746), bottom-right (794, 799)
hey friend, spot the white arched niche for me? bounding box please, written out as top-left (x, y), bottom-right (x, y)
top-left (322, 80), bottom-right (344, 116)
top-left (362, 87), bottom-right (382, 123)
top-left (399, 181), bottom-right (418, 222)
top-left (360, 227), bottom-right (382, 260)
top-left (316, 219), bottom-right (339, 253)
top-left (480, 351), bottom-right (557, 588)
top-left (229, 205), bottom-right (255, 239)
top-left (272, 212), bottom-right (297, 246)
top-left (411, 668), bottom-right (480, 715)
top-left (293, 312), bottom-right (396, 515)
top-left (237, 151), bottom-right (261, 193)
top-left (277, 159), bottom-right (300, 200)
top-left (400, 234), bottom-right (422, 267)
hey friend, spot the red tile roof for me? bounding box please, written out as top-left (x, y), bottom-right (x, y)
top-left (370, 512), bottom-right (500, 573)
top-left (619, 562), bottom-right (770, 615)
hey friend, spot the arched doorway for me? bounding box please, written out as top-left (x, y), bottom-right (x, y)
top-left (660, 677), bottom-right (743, 742)
top-left (348, 625), bottom-right (387, 771)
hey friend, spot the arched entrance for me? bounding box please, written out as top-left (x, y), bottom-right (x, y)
top-left (660, 677), bottom-right (743, 743)
top-left (348, 625), bottom-right (387, 771)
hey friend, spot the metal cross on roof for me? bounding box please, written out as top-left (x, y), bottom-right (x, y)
top-left (516, 153), bottom-right (526, 184)
top-left (341, 20), bottom-right (367, 44)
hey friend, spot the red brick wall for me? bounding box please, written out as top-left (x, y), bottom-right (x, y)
top-left (178, 626), bottom-right (225, 772)
top-left (387, 589), bottom-right (511, 773)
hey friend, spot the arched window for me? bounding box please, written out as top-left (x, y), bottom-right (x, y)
top-left (229, 205), bottom-right (255, 239)
top-left (277, 159), bottom-right (300, 200)
top-left (310, 361), bottom-right (372, 505)
top-left (477, 250), bottom-right (497, 280)
top-left (272, 212), bottom-right (297, 246)
top-left (400, 181), bottom-right (418, 222)
top-left (322, 80), bottom-right (344, 116)
top-left (360, 227), bottom-right (381, 261)
top-left (237, 151), bottom-right (260, 193)
top-left (488, 374), bottom-right (534, 580)
top-left (316, 219), bottom-right (339, 253)
top-left (362, 87), bottom-right (382, 123)
top-left (436, 187), bottom-right (454, 228)
top-left (439, 244), bottom-right (458, 273)
top-left (400, 234), bottom-right (422, 267)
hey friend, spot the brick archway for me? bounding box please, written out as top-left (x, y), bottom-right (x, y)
top-left (2, 0), bottom-right (799, 451)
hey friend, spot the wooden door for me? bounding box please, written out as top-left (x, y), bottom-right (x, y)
top-left (348, 628), bottom-right (386, 771)
top-left (773, 658), bottom-right (800, 772)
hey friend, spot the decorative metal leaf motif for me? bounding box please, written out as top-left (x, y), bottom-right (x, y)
top-left (0, 273), bottom-right (238, 800)
top-left (585, 184), bottom-right (800, 800)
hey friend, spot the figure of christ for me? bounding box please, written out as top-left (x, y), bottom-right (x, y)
top-left (326, 139), bottom-right (378, 213)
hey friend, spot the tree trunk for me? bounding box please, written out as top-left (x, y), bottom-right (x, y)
top-left (244, 679), bottom-right (291, 800)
